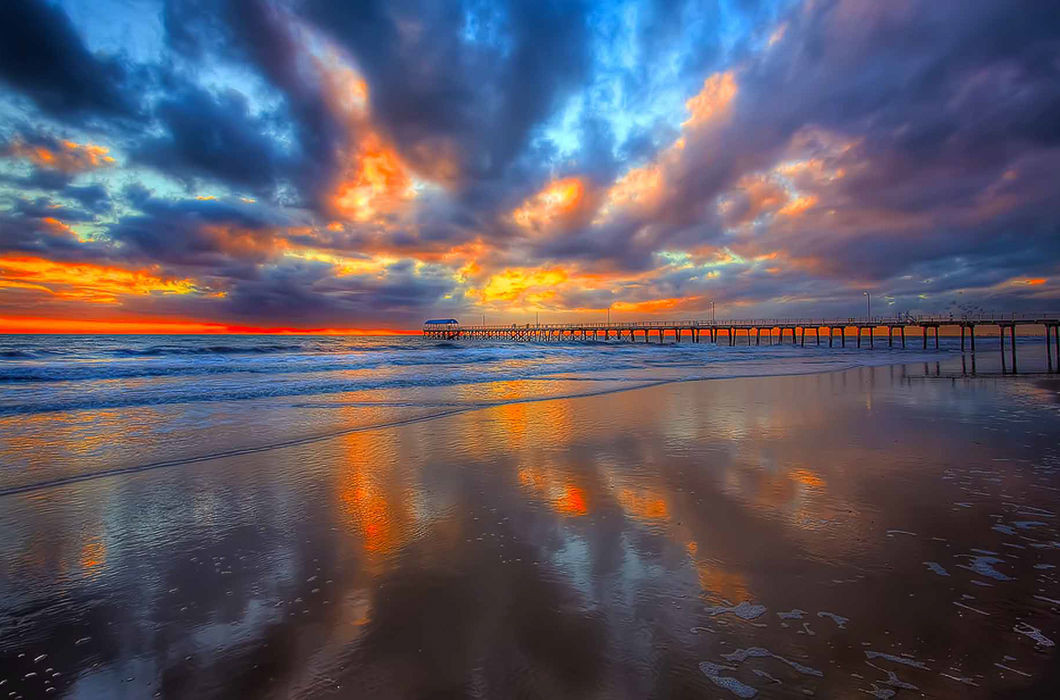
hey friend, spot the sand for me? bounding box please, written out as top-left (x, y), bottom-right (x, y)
top-left (1, 363), bottom-right (1060, 697)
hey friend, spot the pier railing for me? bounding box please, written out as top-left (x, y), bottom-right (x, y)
top-left (447, 312), bottom-right (1059, 332)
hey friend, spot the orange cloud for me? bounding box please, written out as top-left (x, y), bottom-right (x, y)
top-left (598, 163), bottom-right (664, 218)
top-left (6, 139), bottom-right (116, 173)
top-left (776, 194), bottom-right (817, 217)
top-left (311, 41), bottom-right (418, 223)
top-left (0, 256), bottom-right (199, 304)
top-left (512, 177), bottom-right (590, 232)
top-left (683, 71), bottom-right (737, 128)
top-left (718, 174), bottom-right (790, 226)
top-left (331, 132), bottom-right (416, 222)
top-left (597, 71), bottom-right (739, 223)
top-left (39, 217), bottom-right (78, 238)
top-left (468, 267), bottom-right (570, 306)
top-left (189, 224), bottom-right (290, 262)
top-left (612, 296), bottom-right (704, 313)
top-left (283, 248), bottom-right (392, 277)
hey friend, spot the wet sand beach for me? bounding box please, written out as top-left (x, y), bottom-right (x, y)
top-left (2, 355), bottom-right (1060, 698)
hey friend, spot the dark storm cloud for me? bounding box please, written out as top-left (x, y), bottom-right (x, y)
top-left (186, 258), bottom-right (460, 327)
top-left (0, 166), bottom-right (72, 193)
top-left (135, 85), bottom-right (289, 192)
top-left (0, 0), bottom-right (136, 119)
top-left (107, 197), bottom-right (292, 268)
top-left (94, 252), bottom-right (461, 329)
top-left (12, 196), bottom-right (95, 223)
top-left (159, 0), bottom-right (354, 206)
top-left (541, 0), bottom-right (1060, 285)
top-left (302, 0), bottom-right (591, 184)
top-left (0, 162), bottom-right (113, 215)
top-left (0, 210), bottom-right (97, 257)
top-left (64, 183), bottom-right (111, 214)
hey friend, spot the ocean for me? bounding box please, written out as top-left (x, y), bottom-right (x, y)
top-left (0, 332), bottom-right (965, 496)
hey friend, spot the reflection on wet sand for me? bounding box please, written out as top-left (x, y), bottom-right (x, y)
top-left (2, 364), bottom-right (1060, 697)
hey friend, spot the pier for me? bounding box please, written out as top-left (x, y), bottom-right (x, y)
top-left (424, 313), bottom-right (1060, 373)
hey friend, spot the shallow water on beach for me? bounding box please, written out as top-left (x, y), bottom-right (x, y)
top-left (2, 340), bottom-right (1060, 697)
top-left (0, 333), bottom-right (1050, 495)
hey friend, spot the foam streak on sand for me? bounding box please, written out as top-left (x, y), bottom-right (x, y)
top-left (699, 662), bottom-right (758, 698)
top-left (705, 601), bottom-right (768, 620)
top-left (723, 647), bottom-right (824, 677)
top-left (1014, 622), bottom-right (1056, 647)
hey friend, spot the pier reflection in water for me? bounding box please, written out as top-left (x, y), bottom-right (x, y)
top-left (1, 365), bottom-right (1060, 697)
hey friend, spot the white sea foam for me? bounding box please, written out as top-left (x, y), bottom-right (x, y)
top-left (1013, 622), bottom-right (1055, 647)
top-left (923, 562), bottom-right (949, 576)
top-left (699, 661), bottom-right (758, 698)
top-left (864, 651), bottom-right (928, 670)
top-left (704, 601), bottom-right (767, 620)
top-left (723, 647), bottom-right (824, 677)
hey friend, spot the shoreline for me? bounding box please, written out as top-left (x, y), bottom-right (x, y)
top-left (2, 356), bottom-right (1053, 500)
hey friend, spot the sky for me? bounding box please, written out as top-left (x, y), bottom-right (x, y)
top-left (0, 0), bottom-right (1058, 333)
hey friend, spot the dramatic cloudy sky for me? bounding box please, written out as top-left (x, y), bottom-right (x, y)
top-left (0, 0), bottom-right (1058, 331)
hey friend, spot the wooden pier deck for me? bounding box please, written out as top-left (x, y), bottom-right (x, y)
top-left (424, 313), bottom-right (1060, 372)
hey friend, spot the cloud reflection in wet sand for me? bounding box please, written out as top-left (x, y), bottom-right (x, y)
top-left (1, 366), bottom-right (1060, 696)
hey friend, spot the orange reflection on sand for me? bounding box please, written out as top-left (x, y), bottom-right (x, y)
top-left (684, 542), bottom-right (751, 600)
top-left (790, 468), bottom-right (826, 490)
top-left (518, 467), bottom-right (590, 518)
top-left (693, 557), bottom-right (751, 602)
top-left (616, 488), bottom-right (669, 521)
top-left (555, 485), bottom-right (589, 517)
top-left (334, 432), bottom-right (410, 563)
top-left (341, 483), bottom-right (395, 555)
top-left (0, 406), bottom-right (176, 473)
top-left (80, 538), bottom-right (106, 571)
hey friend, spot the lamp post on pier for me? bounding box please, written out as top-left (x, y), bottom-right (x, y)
top-left (863, 291), bottom-right (871, 321)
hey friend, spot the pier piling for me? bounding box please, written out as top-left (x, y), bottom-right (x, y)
top-left (423, 314), bottom-right (1059, 369)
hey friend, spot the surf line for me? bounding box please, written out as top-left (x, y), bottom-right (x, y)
top-left (0, 408), bottom-right (474, 499)
top-left (0, 360), bottom-right (911, 498)
top-left (0, 378), bottom-right (681, 498)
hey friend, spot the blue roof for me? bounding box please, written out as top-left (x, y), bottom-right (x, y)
top-left (423, 318), bottom-right (460, 325)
